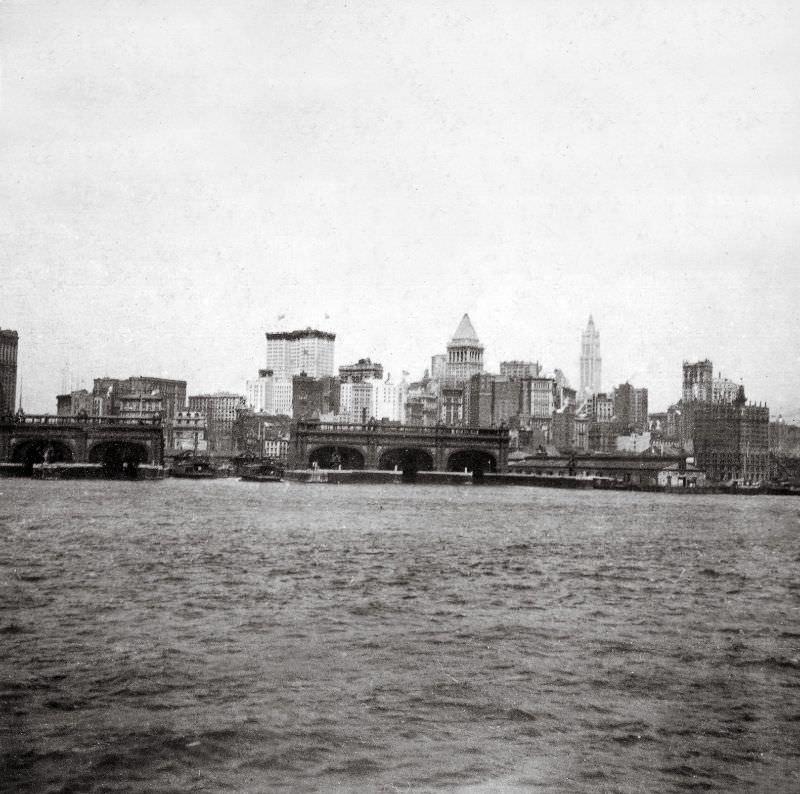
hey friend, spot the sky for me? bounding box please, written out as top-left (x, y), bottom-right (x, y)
top-left (1, 1), bottom-right (798, 416)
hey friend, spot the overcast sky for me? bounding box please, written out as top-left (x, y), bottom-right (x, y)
top-left (2, 1), bottom-right (798, 416)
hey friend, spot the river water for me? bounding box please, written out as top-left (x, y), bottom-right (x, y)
top-left (1, 479), bottom-right (799, 793)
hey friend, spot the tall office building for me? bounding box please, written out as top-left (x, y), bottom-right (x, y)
top-left (446, 314), bottom-right (484, 383)
top-left (0, 329), bottom-right (18, 415)
top-left (682, 360), bottom-right (713, 403)
top-left (579, 316), bottom-right (601, 401)
top-left (265, 328), bottom-right (335, 378)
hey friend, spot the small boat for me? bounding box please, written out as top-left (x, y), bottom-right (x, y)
top-left (171, 457), bottom-right (221, 479)
top-left (240, 460), bottom-right (284, 483)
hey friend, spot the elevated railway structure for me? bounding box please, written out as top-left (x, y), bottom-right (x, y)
top-left (288, 420), bottom-right (509, 476)
top-left (0, 415), bottom-right (164, 475)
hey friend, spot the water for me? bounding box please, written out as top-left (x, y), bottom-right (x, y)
top-left (2, 479), bottom-right (799, 793)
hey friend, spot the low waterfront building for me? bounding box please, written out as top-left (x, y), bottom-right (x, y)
top-left (656, 462), bottom-right (706, 488)
top-left (508, 451), bottom-right (691, 487)
top-left (172, 411), bottom-right (208, 453)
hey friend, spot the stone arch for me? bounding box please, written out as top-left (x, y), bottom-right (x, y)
top-left (446, 449), bottom-right (497, 480)
top-left (11, 439), bottom-right (75, 475)
top-left (307, 445), bottom-right (365, 470)
top-left (378, 447), bottom-right (434, 480)
top-left (88, 440), bottom-right (149, 479)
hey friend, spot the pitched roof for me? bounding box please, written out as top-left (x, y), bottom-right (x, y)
top-left (450, 313), bottom-right (479, 343)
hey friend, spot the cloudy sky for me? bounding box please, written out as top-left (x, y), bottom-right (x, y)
top-left (2, 1), bottom-right (798, 415)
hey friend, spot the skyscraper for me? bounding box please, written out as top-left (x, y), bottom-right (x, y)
top-left (682, 360), bottom-right (713, 403)
top-left (445, 314), bottom-right (484, 383)
top-left (579, 315), bottom-right (601, 401)
top-left (265, 328), bottom-right (336, 378)
top-left (0, 329), bottom-right (18, 415)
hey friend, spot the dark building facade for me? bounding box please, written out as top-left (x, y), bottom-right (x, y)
top-left (467, 374), bottom-right (525, 428)
top-left (292, 375), bottom-right (339, 419)
top-left (614, 383), bottom-right (649, 433)
top-left (678, 360), bottom-right (715, 446)
top-left (0, 329), bottom-right (18, 416)
top-left (693, 388), bottom-right (770, 482)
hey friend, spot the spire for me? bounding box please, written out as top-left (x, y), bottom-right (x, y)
top-left (450, 313), bottom-right (479, 343)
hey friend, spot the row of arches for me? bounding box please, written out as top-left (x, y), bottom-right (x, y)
top-left (10, 439), bottom-right (150, 478)
top-left (307, 445), bottom-right (497, 479)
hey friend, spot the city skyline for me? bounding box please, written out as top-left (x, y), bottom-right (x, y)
top-left (7, 312), bottom-right (783, 419)
top-left (2, 2), bottom-right (798, 417)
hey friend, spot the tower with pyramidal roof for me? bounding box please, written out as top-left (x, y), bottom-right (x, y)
top-left (446, 314), bottom-right (484, 383)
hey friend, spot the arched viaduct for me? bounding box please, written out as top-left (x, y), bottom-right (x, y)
top-left (0, 415), bottom-right (164, 475)
top-left (288, 421), bottom-right (509, 475)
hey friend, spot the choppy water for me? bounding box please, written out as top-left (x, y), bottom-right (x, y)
top-left (1, 479), bottom-right (799, 793)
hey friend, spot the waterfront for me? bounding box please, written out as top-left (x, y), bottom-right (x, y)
top-left (2, 480), bottom-right (799, 793)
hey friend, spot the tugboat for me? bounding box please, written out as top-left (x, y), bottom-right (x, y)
top-left (170, 456), bottom-right (220, 478)
top-left (239, 458), bottom-right (284, 482)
